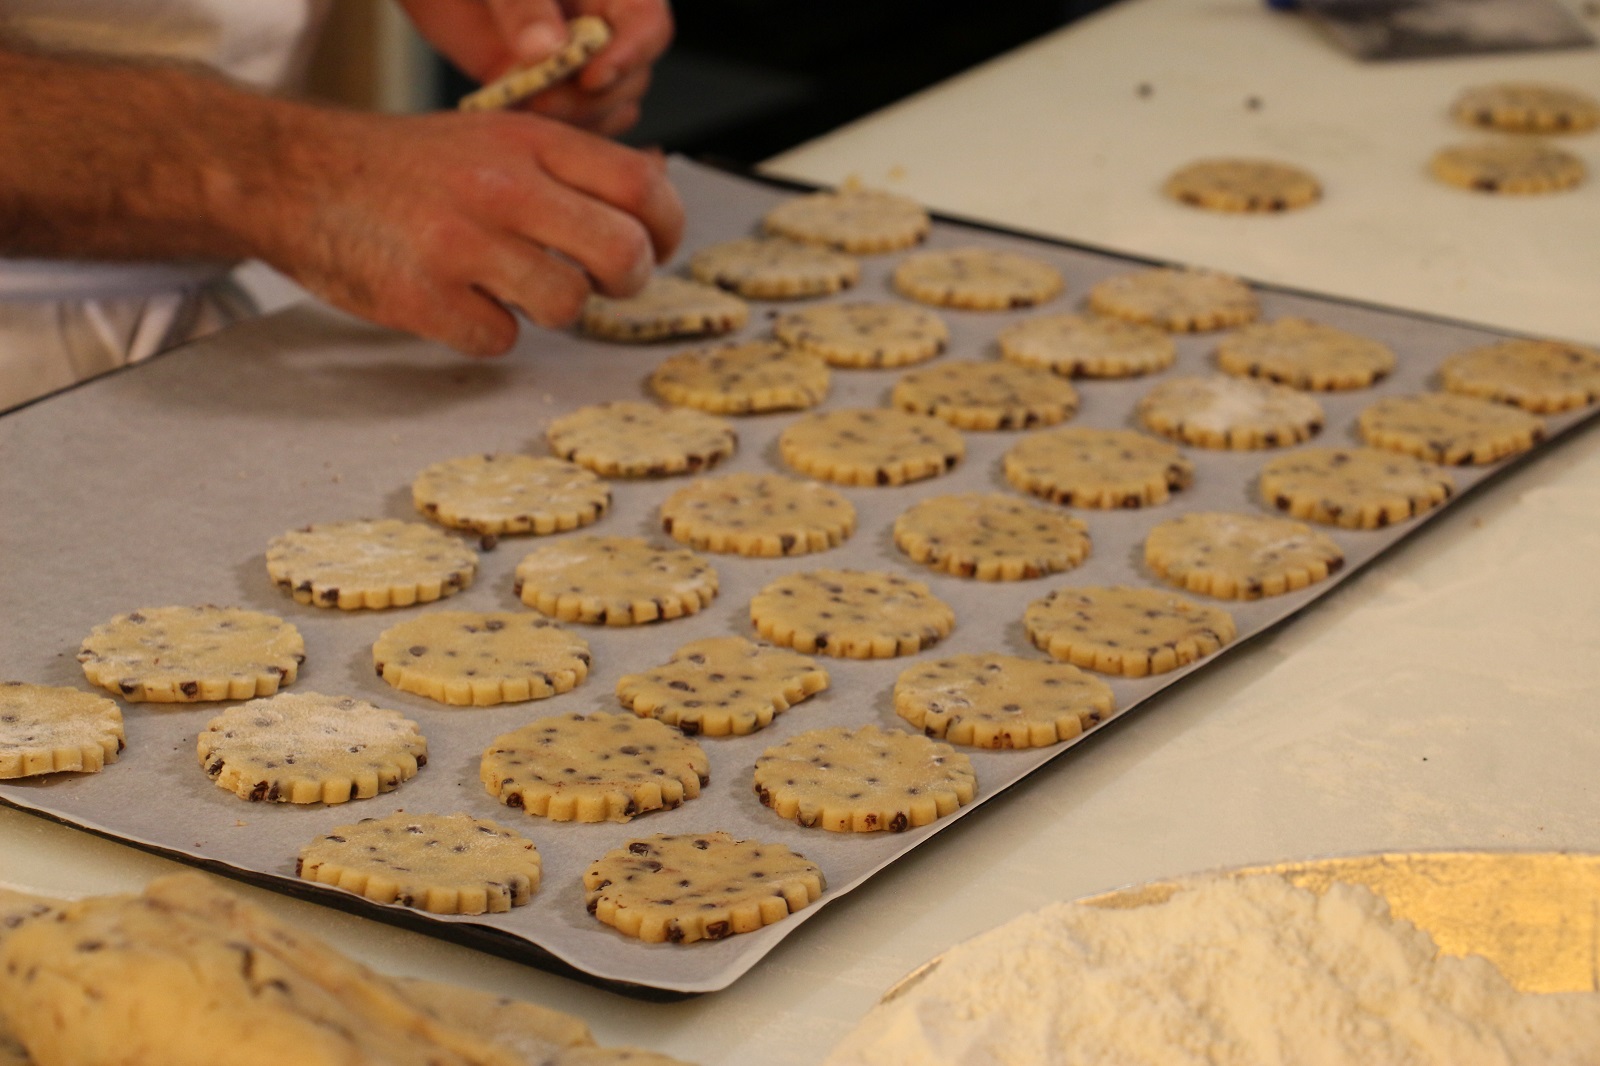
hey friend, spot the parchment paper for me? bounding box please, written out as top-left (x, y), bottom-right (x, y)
top-left (2, 159), bottom-right (1595, 995)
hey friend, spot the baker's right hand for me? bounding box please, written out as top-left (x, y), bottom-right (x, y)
top-left (253, 107), bottom-right (684, 356)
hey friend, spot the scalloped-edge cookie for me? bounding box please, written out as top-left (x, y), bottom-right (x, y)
top-left (1452, 82), bottom-right (1600, 134)
top-left (546, 401), bottom-right (737, 478)
top-left (297, 811), bottom-right (541, 915)
top-left (372, 610), bottom-right (591, 706)
top-left (893, 653), bottom-right (1116, 749)
top-left (892, 247), bottom-right (1065, 310)
top-left (1004, 426), bottom-right (1193, 509)
top-left (1145, 511), bottom-right (1345, 600)
top-left (1357, 392), bottom-right (1546, 465)
top-left (616, 636), bottom-right (828, 737)
top-left (778, 407), bottom-right (965, 486)
top-left (749, 568), bottom-right (956, 658)
top-left (753, 724), bottom-right (977, 832)
top-left (1088, 268), bottom-right (1259, 332)
top-left (1439, 337), bottom-right (1600, 413)
top-left (480, 711), bottom-right (709, 822)
top-left (458, 15), bottom-right (610, 111)
top-left (997, 312), bottom-right (1176, 378)
top-left (1024, 585), bottom-right (1238, 677)
top-left (1429, 140), bottom-right (1585, 195)
top-left (771, 301), bottom-right (949, 368)
top-left (514, 535), bottom-right (717, 625)
top-left (78, 604), bottom-right (305, 702)
top-left (762, 186), bottom-right (931, 252)
top-left (584, 832), bottom-right (824, 944)
top-left (579, 274), bottom-right (748, 343)
top-left (412, 454), bottom-right (609, 542)
top-left (890, 359), bottom-right (1079, 430)
top-left (1138, 374), bottom-right (1324, 449)
top-left (660, 472), bottom-right (856, 557)
top-left (1259, 447), bottom-right (1456, 529)
top-left (197, 692), bottom-right (427, 804)
top-left (688, 236), bottom-right (858, 299)
top-left (1163, 158), bottom-right (1321, 213)
top-left (0, 682), bottom-right (124, 778)
top-left (1216, 317), bottom-right (1397, 391)
top-left (266, 519), bottom-right (477, 610)
top-left (892, 492), bottom-right (1091, 580)
top-left (648, 339), bottom-right (830, 414)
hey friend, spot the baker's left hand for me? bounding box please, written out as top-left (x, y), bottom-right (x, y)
top-left (402, 0), bottom-right (673, 136)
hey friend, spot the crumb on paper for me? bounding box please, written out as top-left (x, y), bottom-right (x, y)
top-left (888, 164), bottom-right (908, 181)
top-left (1246, 95), bottom-right (1263, 110)
top-left (1138, 82), bottom-right (1153, 98)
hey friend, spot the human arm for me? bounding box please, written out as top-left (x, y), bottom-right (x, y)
top-left (0, 43), bottom-right (684, 355)
top-left (397, 0), bottom-right (673, 135)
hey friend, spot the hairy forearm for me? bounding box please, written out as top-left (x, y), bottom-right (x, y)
top-left (0, 43), bottom-right (320, 264)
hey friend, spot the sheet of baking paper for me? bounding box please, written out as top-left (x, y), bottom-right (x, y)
top-left (1, 158), bottom-right (1596, 995)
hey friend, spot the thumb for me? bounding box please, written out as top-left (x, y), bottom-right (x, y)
top-left (485, 0), bottom-right (571, 64)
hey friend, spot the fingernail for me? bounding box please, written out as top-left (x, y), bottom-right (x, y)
top-left (516, 23), bottom-right (566, 60)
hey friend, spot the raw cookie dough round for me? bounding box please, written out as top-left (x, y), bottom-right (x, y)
top-left (648, 339), bottom-right (830, 413)
top-left (0, 682), bottom-right (123, 778)
top-left (1429, 140), bottom-right (1586, 194)
top-left (266, 519), bottom-right (477, 610)
top-left (615, 636), bottom-right (829, 737)
top-left (412, 454), bottom-right (609, 540)
top-left (892, 247), bottom-right (1065, 310)
top-left (749, 568), bottom-right (956, 658)
top-left (298, 811), bottom-right (541, 915)
top-left (1216, 317), bottom-right (1398, 391)
top-left (1003, 426), bottom-right (1194, 509)
top-left (197, 692), bottom-right (427, 805)
top-left (546, 401), bottom-right (737, 477)
top-left (1162, 158), bottom-right (1322, 212)
top-left (997, 313), bottom-right (1177, 378)
top-left (1144, 511), bottom-right (1345, 600)
top-left (753, 724), bottom-right (977, 832)
top-left (688, 236), bottom-right (859, 299)
top-left (1138, 374), bottom-right (1325, 449)
top-left (771, 301), bottom-right (949, 368)
top-left (893, 653), bottom-right (1116, 749)
top-left (1088, 268), bottom-right (1260, 332)
top-left (1357, 392), bottom-right (1546, 465)
top-left (890, 359), bottom-right (1080, 430)
top-left (892, 492), bottom-right (1091, 580)
top-left (762, 186), bottom-right (931, 252)
top-left (1024, 585), bottom-right (1238, 677)
top-left (583, 832), bottom-right (824, 943)
top-left (778, 407), bottom-right (965, 486)
top-left (458, 14), bottom-right (609, 111)
top-left (78, 604), bottom-right (305, 702)
top-left (480, 712), bottom-right (709, 822)
top-left (372, 610), bottom-right (591, 706)
top-left (1259, 447), bottom-right (1456, 529)
top-left (579, 274), bottom-right (748, 342)
top-left (513, 535), bottom-right (717, 625)
top-left (1452, 82), bottom-right (1600, 134)
top-left (659, 472), bottom-right (856, 556)
top-left (1438, 337), bottom-right (1600, 413)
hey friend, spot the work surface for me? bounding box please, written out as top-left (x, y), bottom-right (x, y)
top-left (5, 0), bottom-right (1600, 1061)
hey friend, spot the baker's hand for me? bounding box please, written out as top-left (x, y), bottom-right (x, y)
top-left (260, 107), bottom-right (684, 356)
top-left (402, 0), bottom-right (673, 136)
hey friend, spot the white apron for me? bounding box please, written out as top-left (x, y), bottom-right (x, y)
top-left (0, 0), bottom-right (329, 410)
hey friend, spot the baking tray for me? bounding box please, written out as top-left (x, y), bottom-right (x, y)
top-left (2, 158), bottom-right (1597, 996)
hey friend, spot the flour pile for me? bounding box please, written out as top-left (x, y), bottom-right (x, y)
top-left (826, 874), bottom-right (1600, 1065)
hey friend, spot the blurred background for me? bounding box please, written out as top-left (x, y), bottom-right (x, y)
top-left (305, 1), bottom-right (1119, 165)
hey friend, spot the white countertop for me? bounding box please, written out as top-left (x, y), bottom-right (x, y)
top-left (5, 2), bottom-right (1600, 1063)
